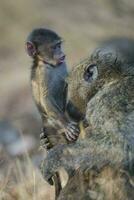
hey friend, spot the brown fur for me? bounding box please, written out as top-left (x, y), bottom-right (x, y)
top-left (58, 166), bottom-right (134, 200)
top-left (27, 28), bottom-right (82, 199)
top-left (27, 28), bottom-right (69, 199)
top-left (42, 38), bottom-right (134, 199)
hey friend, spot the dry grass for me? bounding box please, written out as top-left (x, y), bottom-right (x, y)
top-left (0, 153), bottom-right (55, 200)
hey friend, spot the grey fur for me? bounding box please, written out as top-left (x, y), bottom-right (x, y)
top-left (42, 38), bottom-right (134, 199)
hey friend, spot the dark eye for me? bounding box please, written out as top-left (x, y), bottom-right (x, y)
top-left (84, 64), bottom-right (98, 82)
top-left (53, 43), bottom-right (61, 50)
top-left (57, 43), bottom-right (61, 49)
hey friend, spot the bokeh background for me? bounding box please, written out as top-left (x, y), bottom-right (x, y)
top-left (0, 0), bottom-right (134, 199)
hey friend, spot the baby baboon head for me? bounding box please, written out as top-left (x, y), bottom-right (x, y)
top-left (26, 28), bottom-right (65, 66)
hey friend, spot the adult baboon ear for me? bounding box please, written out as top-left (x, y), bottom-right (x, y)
top-left (84, 64), bottom-right (98, 82)
top-left (26, 41), bottom-right (36, 57)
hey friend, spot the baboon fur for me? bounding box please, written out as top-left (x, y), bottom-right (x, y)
top-left (42, 38), bottom-right (134, 199)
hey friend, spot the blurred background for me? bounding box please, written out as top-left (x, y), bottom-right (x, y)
top-left (0, 0), bottom-right (134, 199)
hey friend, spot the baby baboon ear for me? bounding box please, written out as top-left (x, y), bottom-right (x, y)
top-left (84, 64), bottom-right (98, 82)
top-left (26, 41), bottom-right (36, 57)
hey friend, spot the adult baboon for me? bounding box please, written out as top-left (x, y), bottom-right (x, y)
top-left (42, 38), bottom-right (134, 200)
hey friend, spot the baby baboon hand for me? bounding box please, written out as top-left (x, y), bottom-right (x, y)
top-left (65, 122), bottom-right (80, 142)
top-left (40, 128), bottom-right (51, 150)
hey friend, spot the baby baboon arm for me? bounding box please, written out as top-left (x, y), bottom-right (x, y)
top-left (66, 100), bottom-right (85, 122)
top-left (43, 95), bottom-right (68, 125)
top-left (41, 95), bottom-right (80, 142)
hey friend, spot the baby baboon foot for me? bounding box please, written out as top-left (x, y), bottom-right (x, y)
top-left (40, 128), bottom-right (52, 150)
top-left (65, 121), bottom-right (80, 142)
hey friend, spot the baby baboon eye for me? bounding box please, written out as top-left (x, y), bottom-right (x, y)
top-left (84, 64), bottom-right (98, 82)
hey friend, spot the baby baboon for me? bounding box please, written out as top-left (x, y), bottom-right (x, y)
top-left (26, 28), bottom-right (80, 198)
top-left (26, 28), bottom-right (80, 146)
top-left (42, 38), bottom-right (134, 200)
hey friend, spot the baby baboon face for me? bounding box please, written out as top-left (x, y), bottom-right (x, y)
top-left (37, 39), bottom-right (65, 66)
top-left (26, 28), bottom-right (65, 66)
